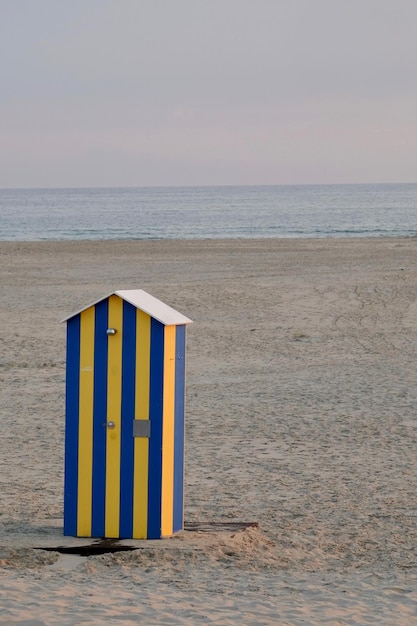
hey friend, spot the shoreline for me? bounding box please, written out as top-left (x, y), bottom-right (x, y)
top-left (1, 233), bottom-right (417, 242)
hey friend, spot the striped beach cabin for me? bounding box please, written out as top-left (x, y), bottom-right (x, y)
top-left (62, 289), bottom-right (192, 540)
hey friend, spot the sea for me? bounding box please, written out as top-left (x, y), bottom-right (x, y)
top-left (0, 183), bottom-right (416, 241)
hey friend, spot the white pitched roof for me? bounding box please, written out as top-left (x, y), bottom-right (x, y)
top-left (61, 289), bottom-right (193, 326)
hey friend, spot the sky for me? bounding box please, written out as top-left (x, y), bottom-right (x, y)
top-left (1, 0), bottom-right (417, 188)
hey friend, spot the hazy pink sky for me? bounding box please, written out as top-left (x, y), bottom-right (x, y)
top-left (1, 0), bottom-right (416, 188)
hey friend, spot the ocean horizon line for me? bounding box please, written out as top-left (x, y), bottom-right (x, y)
top-left (1, 181), bottom-right (417, 192)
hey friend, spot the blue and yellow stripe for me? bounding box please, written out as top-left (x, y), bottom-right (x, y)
top-left (133, 309), bottom-right (151, 538)
top-left (64, 295), bottom-right (187, 539)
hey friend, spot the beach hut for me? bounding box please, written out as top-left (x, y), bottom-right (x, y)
top-left (62, 289), bottom-right (192, 540)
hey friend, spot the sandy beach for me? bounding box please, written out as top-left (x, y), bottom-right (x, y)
top-left (1, 237), bottom-right (417, 625)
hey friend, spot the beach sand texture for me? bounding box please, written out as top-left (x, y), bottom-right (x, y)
top-left (1, 238), bottom-right (417, 625)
